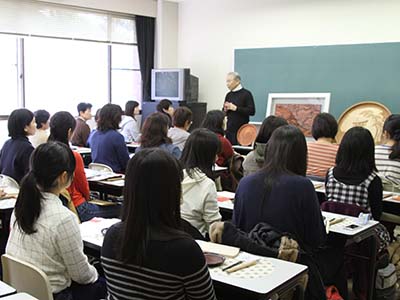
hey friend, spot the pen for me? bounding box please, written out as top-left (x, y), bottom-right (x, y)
top-left (226, 260), bottom-right (257, 274)
top-left (222, 261), bottom-right (243, 272)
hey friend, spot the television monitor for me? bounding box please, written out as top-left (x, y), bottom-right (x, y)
top-left (151, 68), bottom-right (198, 102)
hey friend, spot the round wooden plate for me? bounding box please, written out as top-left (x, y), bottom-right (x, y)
top-left (336, 101), bottom-right (391, 144)
top-left (236, 124), bottom-right (257, 146)
top-left (204, 252), bottom-right (225, 267)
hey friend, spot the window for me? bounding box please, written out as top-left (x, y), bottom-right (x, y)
top-left (0, 0), bottom-right (140, 116)
top-left (111, 44), bottom-right (142, 109)
top-left (0, 35), bottom-right (19, 115)
top-left (24, 38), bottom-right (109, 115)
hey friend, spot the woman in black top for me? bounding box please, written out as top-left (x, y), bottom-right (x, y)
top-left (0, 109), bottom-right (36, 183)
top-left (101, 148), bottom-right (216, 300)
top-left (325, 126), bottom-right (382, 220)
top-left (156, 99), bottom-right (174, 127)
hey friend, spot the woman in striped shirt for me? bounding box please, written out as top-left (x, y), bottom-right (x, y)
top-left (375, 114), bottom-right (400, 193)
top-left (101, 148), bottom-right (216, 300)
top-left (307, 113), bottom-right (339, 179)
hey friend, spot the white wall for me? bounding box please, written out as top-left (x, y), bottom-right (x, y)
top-left (156, 0), bottom-right (178, 68)
top-left (38, 0), bottom-right (157, 17)
top-left (178, 0), bottom-right (400, 111)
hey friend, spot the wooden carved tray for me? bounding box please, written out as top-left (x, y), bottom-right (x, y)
top-left (336, 101), bottom-right (391, 144)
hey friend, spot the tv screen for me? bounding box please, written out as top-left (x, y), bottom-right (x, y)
top-left (155, 71), bottom-right (179, 98)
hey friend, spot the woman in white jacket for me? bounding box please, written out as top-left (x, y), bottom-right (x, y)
top-left (180, 128), bottom-right (222, 236)
top-left (119, 100), bottom-right (140, 142)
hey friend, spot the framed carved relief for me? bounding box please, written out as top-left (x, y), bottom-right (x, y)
top-left (266, 93), bottom-right (331, 138)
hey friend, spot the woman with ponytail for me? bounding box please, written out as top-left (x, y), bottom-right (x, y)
top-left (48, 111), bottom-right (120, 222)
top-left (375, 114), bottom-right (400, 193)
top-left (6, 142), bottom-right (106, 300)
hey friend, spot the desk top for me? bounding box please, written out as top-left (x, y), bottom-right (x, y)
top-left (80, 218), bottom-right (120, 248)
top-left (213, 165), bottom-right (228, 172)
top-left (126, 142), bottom-right (141, 149)
top-left (217, 191), bottom-right (234, 211)
top-left (79, 218), bottom-right (307, 296)
top-left (0, 280), bottom-right (16, 297)
top-left (321, 211), bottom-right (378, 239)
top-left (71, 147), bottom-right (91, 154)
top-left (1, 293), bottom-right (38, 300)
top-left (232, 145), bottom-right (253, 150)
top-left (84, 169), bottom-right (125, 187)
top-left (0, 187), bottom-right (19, 210)
top-left (206, 250), bottom-right (307, 295)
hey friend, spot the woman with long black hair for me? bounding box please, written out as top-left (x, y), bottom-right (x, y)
top-left (48, 111), bottom-right (120, 222)
top-left (180, 128), bottom-right (222, 236)
top-left (101, 149), bottom-right (216, 300)
top-left (6, 142), bottom-right (105, 300)
top-left (326, 126), bottom-right (382, 221)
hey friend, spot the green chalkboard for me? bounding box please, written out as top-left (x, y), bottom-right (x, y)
top-left (235, 43), bottom-right (400, 122)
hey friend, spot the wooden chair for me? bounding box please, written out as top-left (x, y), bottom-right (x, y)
top-left (1, 254), bottom-right (53, 300)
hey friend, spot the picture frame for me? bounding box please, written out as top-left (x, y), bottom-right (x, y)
top-left (266, 93), bottom-right (331, 138)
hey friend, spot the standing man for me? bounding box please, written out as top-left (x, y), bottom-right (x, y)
top-left (224, 72), bottom-right (255, 145)
top-left (71, 102), bottom-right (92, 147)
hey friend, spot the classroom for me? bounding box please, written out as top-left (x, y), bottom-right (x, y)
top-left (0, 0), bottom-right (400, 300)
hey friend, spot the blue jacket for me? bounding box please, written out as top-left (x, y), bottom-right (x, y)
top-left (0, 136), bottom-right (34, 183)
top-left (88, 130), bottom-right (130, 173)
top-left (233, 172), bottom-right (326, 250)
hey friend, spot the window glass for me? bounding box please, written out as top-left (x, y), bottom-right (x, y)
top-left (24, 38), bottom-right (108, 115)
top-left (0, 35), bottom-right (19, 115)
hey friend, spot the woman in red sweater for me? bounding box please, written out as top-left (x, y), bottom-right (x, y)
top-left (48, 111), bottom-right (121, 222)
top-left (201, 110), bottom-right (234, 167)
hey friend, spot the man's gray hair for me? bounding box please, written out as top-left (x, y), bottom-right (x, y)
top-left (227, 72), bottom-right (241, 81)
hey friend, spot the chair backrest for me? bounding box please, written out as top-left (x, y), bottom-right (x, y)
top-left (0, 174), bottom-right (20, 189)
top-left (1, 254), bottom-right (54, 300)
top-left (88, 163), bottom-right (113, 173)
top-left (320, 201), bottom-right (367, 217)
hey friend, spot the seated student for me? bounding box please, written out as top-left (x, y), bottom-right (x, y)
top-left (48, 111), bottom-right (121, 222)
top-left (101, 148), bottom-right (216, 300)
top-left (6, 142), bottom-right (105, 300)
top-left (156, 99), bottom-right (174, 128)
top-left (180, 128), bottom-right (222, 236)
top-left (88, 104), bottom-right (130, 173)
top-left (71, 102), bottom-right (92, 147)
top-left (229, 125), bottom-right (349, 299)
top-left (375, 114), bottom-right (400, 192)
top-left (233, 125), bottom-right (326, 247)
top-left (325, 127), bottom-right (382, 221)
top-left (136, 112), bottom-right (181, 159)
top-left (119, 100), bottom-right (140, 142)
top-left (29, 109), bottom-right (50, 148)
top-left (307, 113), bottom-right (339, 178)
top-left (168, 107), bottom-right (193, 151)
top-left (243, 115), bottom-right (287, 176)
top-left (0, 108), bottom-right (36, 183)
top-left (201, 110), bottom-right (234, 167)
